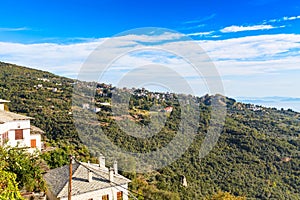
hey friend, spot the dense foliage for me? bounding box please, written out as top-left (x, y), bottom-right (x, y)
top-left (0, 169), bottom-right (23, 200)
top-left (0, 146), bottom-right (46, 198)
top-left (40, 140), bottom-right (96, 169)
top-left (0, 61), bottom-right (299, 199)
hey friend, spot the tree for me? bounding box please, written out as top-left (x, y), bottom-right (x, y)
top-left (0, 147), bottom-right (46, 193)
top-left (208, 191), bottom-right (246, 200)
top-left (0, 147), bottom-right (24, 200)
top-left (0, 170), bottom-right (24, 200)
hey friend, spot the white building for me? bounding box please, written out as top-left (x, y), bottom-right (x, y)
top-left (44, 155), bottom-right (131, 200)
top-left (0, 99), bottom-right (43, 154)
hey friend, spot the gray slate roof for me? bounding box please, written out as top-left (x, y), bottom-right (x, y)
top-left (0, 110), bottom-right (33, 124)
top-left (44, 162), bottom-right (131, 198)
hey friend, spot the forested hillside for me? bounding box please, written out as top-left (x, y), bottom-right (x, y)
top-left (0, 61), bottom-right (299, 199)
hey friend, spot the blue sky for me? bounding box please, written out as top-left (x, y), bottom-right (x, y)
top-left (1, 0), bottom-right (300, 42)
top-left (1, 0), bottom-right (300, 110)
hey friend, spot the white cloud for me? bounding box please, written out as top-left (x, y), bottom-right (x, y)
top-left (196, 34), bottom-right (300, 97)
top-left (220, 24), bottom-right (278, 33)
top-left (187, 31), bottom-right (214, 36)
top-left (0, 27), bottom-right (30, 32)
top-left (178, 24), bottom-right (206, 31)
top-left (1, 32), bottom-right (300, 97)
top-left (0, 32), bottom-right (185, 78)
top-left (268, 15), bottom-right (300, 23)
top-left (200, 34), bottom-right (300, 59)
top-left (0, 40), bottom-right (102, 77)
top-left (183, 14), bottom-right (216, 24)
top-left (210, 35), bottom-right (221, 38)
top-left (283, 15), bottom-right (300, 21)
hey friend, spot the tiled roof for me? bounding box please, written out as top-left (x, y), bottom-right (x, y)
top-left (44, 162), bottom-right (79, 198)
top-left (0, 110), bottom-right (33, 123)
top-left (30, 125), bottom-right (45, 134)
top-left (44, 162), bottom-right (131, 198)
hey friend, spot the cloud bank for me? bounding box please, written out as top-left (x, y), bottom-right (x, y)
top-left (0, 32), bottom-right (299, 97)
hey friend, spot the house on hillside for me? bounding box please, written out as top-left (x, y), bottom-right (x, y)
top-left (44, 155), bottom-right (131, 200)
top-left (163, 106), bottom-right (173, 113)
top-left (99, 102), bottom-right (111, 106)
top-left (0, 99), bottom-right (43, 154)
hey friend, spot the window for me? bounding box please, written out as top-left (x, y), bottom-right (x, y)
top-left (117, 191), bottom-right (123, 200)
top-left (15, 129), bottom-right (23, 140)
top-left (30, 139), bottom-right (36, 148)
top-left (102, 194), bottom-right (109, 200)
top-left (1, 132), bottom-right (8, 145)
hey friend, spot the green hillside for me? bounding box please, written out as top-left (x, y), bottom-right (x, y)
top-left (0, 61), bottom-right (299, 199)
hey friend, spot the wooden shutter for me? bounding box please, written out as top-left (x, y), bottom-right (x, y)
top-left (117, 191), bottom-right (123, 200)
top-left (1, 132), bottom-right (8, 145)
top-left (31, 139), bottom-right (36, 148)
top-left (15, 129), bottom-right (23, 140)
top-left (102, 194), bottom-right (109, 200)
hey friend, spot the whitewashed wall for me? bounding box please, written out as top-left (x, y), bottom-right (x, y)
top-left (6, 120), bottom-right (31, 148)
top-left (59, 184), bottom-right (129, 200)
top-left (0, 120), bottom-right (42, 153)
top-left (28, 134), bottom-right (42, 153)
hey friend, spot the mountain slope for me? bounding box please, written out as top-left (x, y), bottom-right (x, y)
top-left (0, 61), bottom-right (299, 199)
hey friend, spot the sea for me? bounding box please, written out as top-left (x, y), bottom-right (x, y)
top-left (235, 97), bottom-right (300, 113)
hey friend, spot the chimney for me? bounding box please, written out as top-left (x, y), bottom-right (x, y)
top-left (88, 170), bottom-right (93, 182)
top-left (113, 160), bottom-right (118, 175)
top-left (109, 167), bottom-right (114, 183)
top-left (0, 99), bottom-right (10, 111)
top-left (99, 154), bottom-right (105, 169)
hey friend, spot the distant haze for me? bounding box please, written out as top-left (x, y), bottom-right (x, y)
top-left (236, 96), bottom-right (300, 112)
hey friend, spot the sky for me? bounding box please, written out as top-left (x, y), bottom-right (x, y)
top-left (1, 0), bottom-right (300, 110)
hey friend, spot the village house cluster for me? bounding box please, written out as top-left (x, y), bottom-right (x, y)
top-left (0, 99), bottom-right (43, 154)
top-left (0, 98), bottom-right (132, 200)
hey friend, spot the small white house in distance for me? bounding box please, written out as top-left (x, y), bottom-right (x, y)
top-left (0, 99), bottom-right (43, 154)
top-left (99, 102), bottom-right (111, 106)
top-left (93, 107), bottom-right (101, 113)
top-left (44, 155), bottom-right (131, 200)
